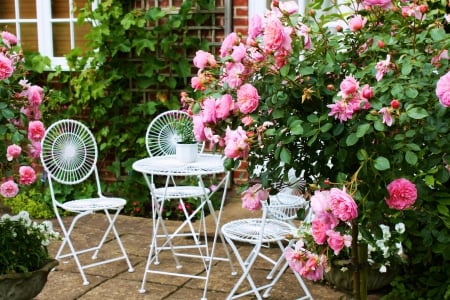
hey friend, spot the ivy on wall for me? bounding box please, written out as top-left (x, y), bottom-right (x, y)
top-left (43, 0), bottom-right (225, 205)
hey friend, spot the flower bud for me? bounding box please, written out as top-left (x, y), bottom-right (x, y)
top-left (309, 9), bottom-right (316, 17)
top-left (391, 99), bottom-right (400, 109)
top-left (378, 40), bottom-right (385, 48)
top-left (336, 25), bottom-right (343, 32)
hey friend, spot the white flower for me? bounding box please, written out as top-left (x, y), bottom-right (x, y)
top-left (395, 222), bottom-right (405, 234)
top-left (379, 224), bottom-right (391, 240)
top-left (396, 242), bottom-right (404, 256)
top-left (379, 265), bottom-right (387, 273)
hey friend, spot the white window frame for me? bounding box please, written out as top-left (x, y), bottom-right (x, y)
top-left (0, 0), bottom-right (98, 70)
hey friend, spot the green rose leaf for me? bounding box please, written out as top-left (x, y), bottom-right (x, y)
top-left (356, 123), bottom-right (371, 138)
top-left (406, 107), bottom-right (429, 119)
top-left (374, 156), bottom-right (390, 170)
top-left (346, 133), bottom-right (359, 146)
top-left (280, 147), bottom-right (292, 164)
top-left (405, 150), bottom-right (418, 165)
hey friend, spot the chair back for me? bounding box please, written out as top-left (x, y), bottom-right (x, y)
top-left (145, 110), bottom-right (204, 157)
top-left (40, 119), bottom-right (99, 185)
top-left (267, 193), bottom-right (309, 223)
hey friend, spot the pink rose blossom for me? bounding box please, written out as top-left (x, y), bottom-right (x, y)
top-left (279, 1), bottom-right (299, 15)
top-left (191, 76), bottom-right (205, 91)
top-left (237, 83), bottom-right (259, 114)
top-left (386, 178), bottom-right (417, 210)
top-left (193, 50), bottom-right (216, 69)
top-left (231, 44), bottom-right (246, 63)
top-left (220, 32), bottom-right (239, 57)
top-left (248, 15), bottom-right (262, 39)
top-left (193, 114), bottom-right (206, 141)
top-left (328, 188), bottom-right (358, 222)
top-left (284, 240), bottom-right (307, 274)
top-left (340, 76), bottom-right (359, 97)
top-left (360, 84), bottom-right (374, 100)
top-left (27, 120), bottom-right (46, 142)
top-left (0, 53), bottom-right (14, 80)
top-left (310, 190), bottom-right (339, 229)
top-left (379, 107), bottom-right (393, 126)
top-left (311, 218), bottom-right (329, 244)
top-left (6, 144), bottom-right (22, 161)
top-left (223, 62), bottom-right (245, 88)
top-left (363, 0), bottom-right (392, 9)
top-left (327, 100), bottom-right (355, 122)
top-left (301, 254), bottom-right (326, 281)
top-left (25, 85), bottom-right (44, 106)
top-left (241, 183), bottom-right (269, 211)
top-left (349, 15), bottom-right (367, 32)
top-left (242, 116), bottom-right (254, 126)
top-left (436, 71), bottom-right (450, 107)
top-left (0, 180), bottom-right (19, 198)
top-left (431, 50), bottom-right (449, 67)
top-left (326, 230), bottom-right (352, 255)
top-left (263, 16), bottom-right (286, 52)
top-left (201, 97), bottom-right (217, 124)
top-left (375, 54), bottom-right (391, 81)
top-left (29, 141), bottom-right (42, 159)
top-left (19, 166), bottom-right (36, 185)
top-left (298, 23), bottom-right (311, 50)
top-left (2, 31), bottom-right (18, 47)
top-left (224, 126), bottom-right (249, 159)
top-left (216, 94), bottom-right (233, 120)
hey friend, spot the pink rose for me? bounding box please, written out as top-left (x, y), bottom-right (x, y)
top-left (311, 218), bottom-right (328, 244)
top-left (241, 183), bottom-right (269, 211)
top-left (26, 85), bottom-right (44, 106)
top-left (436, 71), bottom-right (450, 107)
top-left (192, 114), bottom-right (206, 141)
top-left (0, 53), bottom-right (14, 80)
top-left (29, 141), bottom-right (42, 159)
top-left (340, 75), bottom-right (359, 97)
top-left (326, 230), bottom-right (352, 255)
top-left (193, 50), bottom-right (216, 69)
top-left (201, 97), bottom-right (217, 124)
top-left (279, 1), bottom-right (299, 15)
top-left (2, 31), bottom-right (18, 47)
top-left (0, 180), bottom-right (19, 198)
top-left (191, 76), bottom-right (205, 91)
top-left (28, 121), bottom-right (46, 142)
top-left (224, 126), bottom-right (249, 159)
top-left (363, 0), bottom-right (393, 9)
top-left (327, 100), bottom-right (355, 123)
top-left (220, 32), bottom-right (239, 57)
top-left (360, 84), bottom-right (374, 100)
top-left (216, 94), bottom-right (233, 120)
top-left (379, 107), bottom-right (393, 126)
top-left (242, 116), bottom-right (254, 126)
top-left (263, 16), bottom-right (285, 52)
top-left (386, 178), bottom-right (417, 210)
top-left (284, 240), bottom-right (307, 274)
top-left (310, 190), bottom-right (340, 229)
top-left (329, 188), bottom-right (358, 222)
top-left (349, 15), bottom-right (367, 32)
top-left (19, 166), bottom-right (36, 185)
top-left (6, 144), bottom-right (22, 161)
top-left (248, 15), bottom-right (262, 39)
top-left (237, 83), bottom-right (259, 114)
top-left (301, 254), bottom-right (325, 281)
top-left (223, 62), bottom-right (245, 88)
top-left (231, 44), bottom-right (246, 63)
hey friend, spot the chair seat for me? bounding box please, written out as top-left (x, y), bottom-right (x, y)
top-left (61, 197), bottom-right (126, 212)
top-left (153, 186), bottom-right (210, 199)
top-left (222, 218), bottom-right (295, 244)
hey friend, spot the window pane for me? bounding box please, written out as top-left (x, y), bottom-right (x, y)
top-left (52, 0), bottom-right (70, 18)
top-left (20, 1), bottom-right (37, 18)
top-left (20, 24), bottom-right (38, 52)
top-left (53, 23), bottom-right (71, 56)
top-left (75, 22), bottom-right (92, 51)
top-left (0, 2), bottom-right (15, 19)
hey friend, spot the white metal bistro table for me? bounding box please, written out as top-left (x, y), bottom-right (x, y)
top-left (133, 153), bottom-right (236, 300)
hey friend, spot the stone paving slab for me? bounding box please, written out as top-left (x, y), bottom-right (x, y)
top-left (34, 189), bottom-right (382, 300)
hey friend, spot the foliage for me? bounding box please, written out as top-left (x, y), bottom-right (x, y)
top-left (184, 0), bottom-right (450, 297)
top-left (0, 211), bottom-right (59, 275)
top-left (174, 117), bottom-right (196, 143)
top-left (42, 0), bottom-right (221, 203)
top-left (2, 183), bottom-right (54, 219)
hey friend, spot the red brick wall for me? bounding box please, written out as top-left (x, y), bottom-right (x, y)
top-left (233, 0), bottom-right (249, 35)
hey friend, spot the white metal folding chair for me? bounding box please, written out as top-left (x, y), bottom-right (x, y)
top-left (139, 110), bottom-right (235, 299)
top-left (221, 197), bottom-right (313, 300)
top-left (40, 119), bottom-right (134, 285)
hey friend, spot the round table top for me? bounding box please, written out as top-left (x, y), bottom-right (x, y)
top-left (132, 153), bottom-right (226, 176)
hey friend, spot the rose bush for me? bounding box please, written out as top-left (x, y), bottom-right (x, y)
top-left (183, 0), bottom-right (450, 298)
top-left (0, 31), bottom-right (47, 199)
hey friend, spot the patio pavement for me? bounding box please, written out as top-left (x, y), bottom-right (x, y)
top-left (34, 187), bottom-right (383, 300)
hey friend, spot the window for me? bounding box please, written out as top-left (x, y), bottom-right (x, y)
top-left (0, 0), bottom-right (98, 70)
